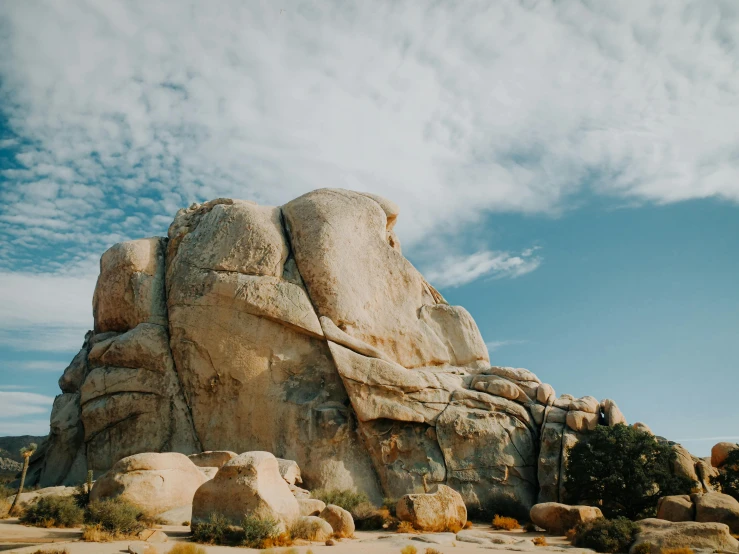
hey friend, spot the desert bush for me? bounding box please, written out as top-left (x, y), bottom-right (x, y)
top-left (425, 549), bottom-right (442, 554)
top-left (464, 520), bottom-right (473, 529)
top-left (81, 524), bottom-right (113, 542)
top-left (241, 514), bottom-right (282, 548)
top-left (571, 517), bottom-right (639, 553)
top-left (84, 497), bottom-right (146, 537)
top-left (533, 536), bottom-right (549, 546)
top-left (20, 495), bottom-right (84, 527)
top-left (30, 550), bottom-right (69, 554)
top-left (382, 497), bottom-right (399, 517)
top-left (396, 520), bottom-right (418, 533)
top-left (191, 513), bottom-right (236, 545)
top-left (400, 546), bottom-right (418, 554)
top-left (0, 485), bottom-right (13, 498)
top-left (566, 425), bottom-right (695, 519)
top-left (311, 488), bottom-right (369, 512)
top-left (492, 514), bottom-right (520, 530)
top-left (289, 517), bottom-right (327, 541)
top-left (661, 549), bottom-right (693, 554)
top-left (632, 544), bottom-right (654, 554)
top-left (167, 544), bottom-right (207, 554)
top-left (712, 449), bottom-right (739, 501)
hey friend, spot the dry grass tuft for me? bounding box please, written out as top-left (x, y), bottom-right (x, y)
top-left (533, 536), bottom-right (549, 546)
top-left (565, 527), bottom-right (577, 541)
top-left (661, 549), bottom-right (694, 554)
top-left (425, 548), bottom-right (443, 554)
top-left (396, 520), bottom-right (418, 534)
top-left (400, 546), bottom-right (418, 554)
top-left (463, 520), bottom-right (473, 529)
top-left (30, 550), bottom-right (69, 554)
top-left (167, 544), bottom-right (207, 554)
top-left (81, 524), bottom-right (115, 542)
top-left (492, 514), bottom-right (520, 530)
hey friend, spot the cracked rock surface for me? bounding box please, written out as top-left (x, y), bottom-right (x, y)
top-left (28, 188), bottom-right (698, 516)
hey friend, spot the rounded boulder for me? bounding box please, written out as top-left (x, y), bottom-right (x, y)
top-left (530, 502), bottom-right (603, 535)
top-left (396, 484), bottom-right (467, 532)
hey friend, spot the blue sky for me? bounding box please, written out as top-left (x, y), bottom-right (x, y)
top-left (0, 1), bottom-right (737, 455)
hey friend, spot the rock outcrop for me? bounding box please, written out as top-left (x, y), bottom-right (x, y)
top-left (28, 188), bottom-right (697, 516)
top-left (529, 502), bottom-right (603, 534)
top-left (656, 492), bottom-right (739, 534)
top-left (631, 518), bottom-right (739, 554)
top-left (396, 484), bottom-right (467, 532)
top-left (191, 451), bottom-right (299, 526)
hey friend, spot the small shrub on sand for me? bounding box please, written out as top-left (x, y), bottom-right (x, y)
top-left (401, 546), bottom-right (418, 554)
top-left (167, 544), bottom-right (207, 554)
top-left (311, 488), bottom-right (369, 512)
top-left (84, 497), bottom-right (146, 537)
top-left (571, 517), bottom-right (639, 554)
top-left (632, 543), bottom-right (654, 554)
top-left (30, 550), bottom-right (69, 554)
top-left (191, 513), bottom-right (235, 545)
top-left (82, 524), bottom-right (114, 542)
top-left (492, 514), bottom-right (520, 530)
top-left (289, 517), bottom-right (327, 541)
top-left (565, 528), bottom-right (577, 541)
top-left (533, 536), bottom-right (548, 546)
top-left (661, 549), bottom-right (693, 554)
top-left (463, 520), bottom-right (473, 529)
top-left (20, 495), bottom-right (84, 527)
top-left (425, 548), bottom-right (443, 554)
top-left (241, 514), bottom-right (282, 548)
top-left (396, 520), bottom-right (418, 534)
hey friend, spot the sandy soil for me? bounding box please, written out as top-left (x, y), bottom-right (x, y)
top-left (0, 519), bottom-right (592, 554)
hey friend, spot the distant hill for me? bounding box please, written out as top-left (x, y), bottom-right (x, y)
top-left (0, 436), bottom-right (46, 463)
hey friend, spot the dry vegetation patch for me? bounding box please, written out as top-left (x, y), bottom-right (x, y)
top-left (492, 514), bottom-right (520, 530)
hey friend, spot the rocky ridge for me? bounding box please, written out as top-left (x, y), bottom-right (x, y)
top-left (25, 189), bottom-right (712, 516)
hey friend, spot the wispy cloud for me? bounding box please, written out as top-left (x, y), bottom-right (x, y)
top-left (3, 361), bottom-right (68, 372)
top-left (424, 248), bottom-right (542, 288)
top-left (486, 340), bottom-right (528, 352)
top-left (0, 1), bottom-right (737, 275)
top-left (0, 391), bottom-right (55, 418)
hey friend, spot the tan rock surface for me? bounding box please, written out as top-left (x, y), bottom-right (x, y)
top-left (530, 502), bottom-right (603, 535)
top-left (320, 504), bottom-right (355, 537)
top-left (694, 492), bottom-right (739, 534)
top-left (712, 442), bottom-right (739, 468)
top-left (188, 451), bottom-right (237, 468)
top-left (631, 518), bottom-right (739, 554)
top-left (291, 515), bottom-right (334, 541)
top-left (297, 498), bottom-right (326, 516)
top-left (192, 451), bottom-right (299, 526)
top-left (396, 484), bottom-right (467, 532)
top-left (656, 495), bottom-right (694, 522)
top-left (91, 452), bottom-right (207, 515)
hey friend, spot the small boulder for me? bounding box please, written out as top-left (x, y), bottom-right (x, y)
top-left (656, 495), bottom-right (694, 522)
top-left (712, 442), bottom-right (739, 468)
top-left (632, 422), bottom-right (653, 435)
top-left (91, 452), bottom-right (207, 515)
top-left (277, 458), bottom-right (302, 485)
top-left (529, 502), bottom-right (603, 535)
top-left (631, 518), bottom-right (739, 554)
top-left (291, 515), bottom-right (334, 541)
top-left (188, 451), bottom-right (237, 468)
top-left (566, 410), bottom-right (599, 432)
top-left (128, 544), bottom-right (157, 554)
top-left (396, 484), bottom-right (467, 532)
top-left (320, 504), bottom-right (355, 538)
top-left (694, 492), bottom-right (739, 534)
top-left (138, 529), bottom-right (168, 542)
top-left (192, 451), bottom-right (300, 526)
top-left (298, 498), bottom-right (326, 517)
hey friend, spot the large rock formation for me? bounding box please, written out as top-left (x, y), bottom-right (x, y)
top-left (26, 188), bottom-right (700, 517)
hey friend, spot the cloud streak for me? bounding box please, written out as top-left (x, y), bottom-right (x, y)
top-left (0, 1), bottom-right (737, 276)
top-left (424, 248), bottom-right (542, 288)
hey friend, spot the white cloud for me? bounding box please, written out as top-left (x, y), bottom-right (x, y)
top-left (0, 263), bottom-right (95, 352)
top-left (0, 391), bottom-right (55, 418)
top-left (486, 340), bottom-right (528, 352)
top-left (0, 0), bottom-right (736, 271)
top-left (424, 248), bottom-right (542, 288)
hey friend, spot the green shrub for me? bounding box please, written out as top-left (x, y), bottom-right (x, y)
top-left (311, 488), bottom-right (369, 512)
top-left (712, 449), bottom-right (739, 501)
top-left (571, 517), bottom-right (639, 553)
top-left (241, 514), bottom-right (281, 548)
top-left (20, 495), bottom-right (84, 527)
top-left (84, 498), bottom-right (145, 536)
top-left (632, 543), bottom-right (654, 554)
top-left (565, 425), bottom-right (695, 519)
top-left (191, 513), bottom-right (235, 545)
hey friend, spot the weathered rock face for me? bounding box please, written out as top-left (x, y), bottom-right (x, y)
top-left (631, 518), bottom-right (739, 554)
top-left (529, 502), bottom-right (603, 534)
top-left (396, 485), bottom-right (467, 532)
top-left (31, 188), bottom-right (687, 516)
top-left (192, 451), bottom-right (300, 526)
top-left (90, 452), bottom-right (208, 515)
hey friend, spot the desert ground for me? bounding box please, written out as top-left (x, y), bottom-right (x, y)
top-left (0, 518), bottom-right (588, 554)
